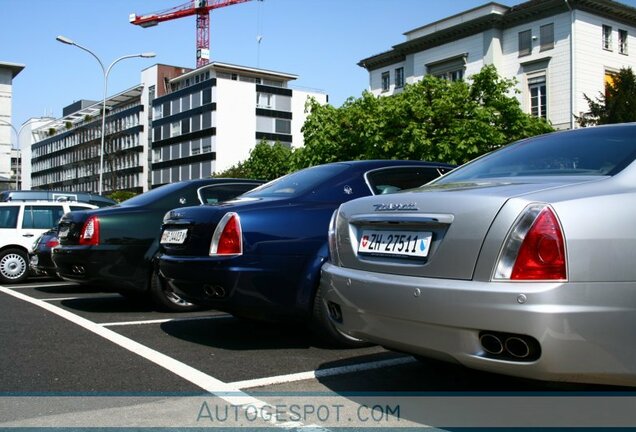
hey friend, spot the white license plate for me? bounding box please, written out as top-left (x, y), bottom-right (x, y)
top-left (161, 228), bottom-right (188, 245)
top-left (58, 226), bottom-right (69, 239)
top-left (358, 230), bottom-right (432, 258)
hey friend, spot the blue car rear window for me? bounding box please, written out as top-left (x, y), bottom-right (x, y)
top-left (436, 126), bottom-right (636, 183)
top-left (243, 164), bottom-right (349, 198)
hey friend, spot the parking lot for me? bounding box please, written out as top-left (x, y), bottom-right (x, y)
top-left (1, 277), bottom-right (633, 429)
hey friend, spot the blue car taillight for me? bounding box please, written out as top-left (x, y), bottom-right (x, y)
top-left (209, 212), bottom-right (243, 256)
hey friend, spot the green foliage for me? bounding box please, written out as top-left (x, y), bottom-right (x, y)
top-left (296, 65), bottom-right (553, 167)
top-left (214, 140), bottom-right (293, 181)
top-left (578, 67), bottom-right (636, 126)
top-left (217, 66), bottom-right (553, 177)
top-left (107, 190), bottom-right (137, 203)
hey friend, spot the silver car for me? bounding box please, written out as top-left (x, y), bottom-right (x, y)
top-left (321, 123), bottom-right (636, 387)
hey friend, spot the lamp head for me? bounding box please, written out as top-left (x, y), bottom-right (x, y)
top-left (56, 35), bottom-right (75, 45)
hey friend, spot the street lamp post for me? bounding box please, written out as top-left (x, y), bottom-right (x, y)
top-left (0, 118), bottom-right (25, 190)
top-left (55, 36), bottom-right (155, 196)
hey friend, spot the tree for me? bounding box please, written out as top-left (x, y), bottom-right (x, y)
top-left (578, 67), bottom-right (636, 126)
top-left (295, 65), bottom-right (553, 168)
top-left (214, 140), bottom-right (293, 181)
top-left (108, 190), bottom-right (137, 203)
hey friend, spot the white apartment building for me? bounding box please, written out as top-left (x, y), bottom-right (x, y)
top-left (0, 61), bottom-right (25, 189)
top-left (146, 62), bottom-right (326, 188)
top-left (359, 0), bottom-right (636, 130)
top-left (30, 62), bottom-right (326, 194)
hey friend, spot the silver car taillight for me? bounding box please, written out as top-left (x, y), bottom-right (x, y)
top-left (493, 203), bottom-right (567, 281)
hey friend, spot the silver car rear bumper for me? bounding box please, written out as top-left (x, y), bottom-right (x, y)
top-left (321, 262), bottom-right (636, 387)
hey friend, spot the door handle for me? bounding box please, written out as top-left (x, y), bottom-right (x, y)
top-left (22, 234), bottom-right (34, 238)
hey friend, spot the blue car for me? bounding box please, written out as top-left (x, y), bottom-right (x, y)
top-left (158, 160), bottom-right (453, 345)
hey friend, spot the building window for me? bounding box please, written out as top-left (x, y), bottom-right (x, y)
top-left (257, 92), bottom-right (273, 108)
top-left (170, 121), bottom-right (181, 137)
top-left (540, 23), bottom-right (554, 51)
top-left (275, 119), bottom-right (291, 134)
top-left (381, 71), bottom-right (390, 92)
top-left (603, 25), bottom-right (613, 51)
top-left (153, 105), bottom-right (162, 120)
top-left (427, 54), bottom-right (466, 82)
top-left (528, 75), bottom-right (547, 120)
top-left (519, 30), bottom-right (532, 56)
top-left (395, 67), bottom-right (404, 88)
top-left (619, 29), bottom-right (628, 55)
top-left (435, 69), bottom-right (464, 81)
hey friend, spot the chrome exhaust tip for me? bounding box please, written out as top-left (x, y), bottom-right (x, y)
top-left (479, 333), bottom-right (504, 355)
top-left (505, 336), bottom-right (531, 359)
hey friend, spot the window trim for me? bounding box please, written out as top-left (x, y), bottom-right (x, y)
top-left (528, 73), bottom-right (548, 120)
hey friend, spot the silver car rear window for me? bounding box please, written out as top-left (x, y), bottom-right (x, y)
top-left (436, 126), bottom-right (636, 183)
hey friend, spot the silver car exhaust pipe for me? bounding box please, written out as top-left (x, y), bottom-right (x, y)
top-left (505, 336), bottom-right (531, 359)
top-left (479, 333), bottom-right (504, 355)
top-left (479, 331), bottom-right (538, 360)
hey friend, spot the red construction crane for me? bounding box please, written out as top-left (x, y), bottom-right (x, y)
top-left (130, 0), bottom-right (254, 68)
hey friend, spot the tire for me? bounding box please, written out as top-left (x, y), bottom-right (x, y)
top-left (148, 269), bottom-right (202, 312)
top-left (311, 283), bottom-right (371, 348)
top-left (0, 248), bottom-right (29, 284)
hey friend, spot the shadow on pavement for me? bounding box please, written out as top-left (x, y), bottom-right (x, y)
top-left (160, 316), bottom-right (363, 351)
top-left (60, 295), bottom-right (155, 314)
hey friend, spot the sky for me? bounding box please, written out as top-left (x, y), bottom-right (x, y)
top-left (3, 0), bottom-right (636, 132)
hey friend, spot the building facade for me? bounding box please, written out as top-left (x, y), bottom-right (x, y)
top-left (0, 61), bottom-right (25, 190)
top-left (31, 86), bottom-right (147, 194)
top-left (146, 62), bottom-right (326, 188)
top-left (358, 0), bottom-right (636, 130)
top-left (30, 63), bottom-right (326, 194)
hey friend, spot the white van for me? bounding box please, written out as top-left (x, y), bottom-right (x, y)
top-left (0, 201), bottom-right (96, 284)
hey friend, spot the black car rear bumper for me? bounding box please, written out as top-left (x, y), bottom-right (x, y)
top-left (52, 245), bottom-right (149, 292)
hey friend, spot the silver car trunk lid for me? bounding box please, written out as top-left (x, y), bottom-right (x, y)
top-left (334, 179), bottom-right (595, 280)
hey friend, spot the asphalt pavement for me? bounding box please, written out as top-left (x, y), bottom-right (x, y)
top-left (0, 277), bottom-right (631, 429)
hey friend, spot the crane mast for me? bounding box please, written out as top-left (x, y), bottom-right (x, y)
top-left (130, 0), bottom-right (253, 68)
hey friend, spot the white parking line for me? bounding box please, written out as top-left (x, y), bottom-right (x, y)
top-left (0, 286), bottom-right (349, 430)
top-left (100, 314), bottom-right (232, 327)
top-left (229, 356), bottom-right (415, 389)
top-left (39, 296), bottom-right (97, 302)
top-left (4, 281), bottom-right (78, 289)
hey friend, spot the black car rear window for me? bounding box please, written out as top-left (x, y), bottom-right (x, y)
top-left (119, 182), bottom-right (194, 207)
top-left (436, 126), bottom-right (636, 183)
top-left (243, 164), bottom-right (349, 198)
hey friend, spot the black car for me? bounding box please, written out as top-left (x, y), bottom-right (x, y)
top-left (29, 229), bottom-right (59, 277)
top-left (51, 178), bottom-right (264, 311)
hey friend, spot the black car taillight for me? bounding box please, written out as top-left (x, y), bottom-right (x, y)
top-left (79, 215), bottom-right (100, 246)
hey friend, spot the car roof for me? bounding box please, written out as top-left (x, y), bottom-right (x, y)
top-left (0, 201), bottom-right (95, 207)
